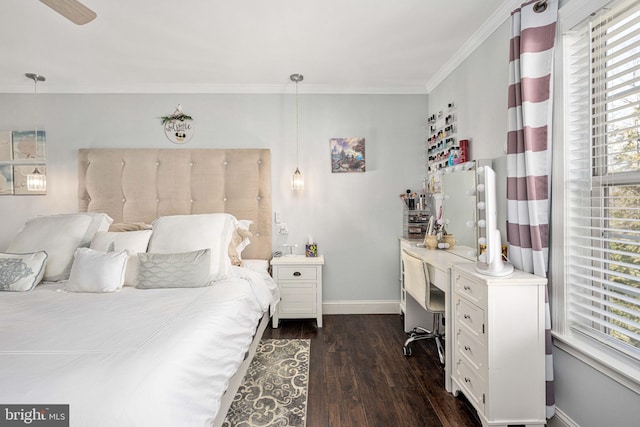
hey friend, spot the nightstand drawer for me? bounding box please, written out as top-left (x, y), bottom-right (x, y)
top-left (279, 287), bottom-right (317, 314)
top-left (276, 266), bottom-right (317, 281)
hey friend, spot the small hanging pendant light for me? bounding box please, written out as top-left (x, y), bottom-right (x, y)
top-left (25, 73), bottom-right (47, 193)
top-left (290, 74), bottom-right (304, 190)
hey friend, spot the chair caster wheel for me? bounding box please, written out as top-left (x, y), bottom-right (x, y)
top-left (403, 346), bottom-right (412, 356)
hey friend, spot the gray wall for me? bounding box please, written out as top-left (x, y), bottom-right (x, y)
top-left (0, 93), bottom-right (427, 306)
top-left (426, 4), bottom-right (639, 426)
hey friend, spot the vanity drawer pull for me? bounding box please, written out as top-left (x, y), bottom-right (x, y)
top-left (293, 271), bottom-right (302, 277)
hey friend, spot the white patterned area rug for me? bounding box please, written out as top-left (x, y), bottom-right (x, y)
top-left (223, 339), bottom-right (310, 427)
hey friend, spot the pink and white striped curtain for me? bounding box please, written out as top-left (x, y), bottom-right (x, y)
top-left (506, 0), bottom-right (557, 418)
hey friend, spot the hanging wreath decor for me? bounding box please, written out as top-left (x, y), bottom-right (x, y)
top-left (161, 104), bottom-right (194, 144)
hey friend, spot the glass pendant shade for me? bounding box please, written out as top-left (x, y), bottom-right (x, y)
top-left (291, 168), bottom-right (304, 190)
top-left (27, 169), bottom-right (46, 192)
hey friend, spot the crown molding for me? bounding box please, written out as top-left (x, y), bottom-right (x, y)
top-left (0, 83), bottom-right (428, 95)
top-left (425, 0), bottom-right (522, 93)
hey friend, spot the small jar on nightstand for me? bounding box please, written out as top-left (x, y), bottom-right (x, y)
top-left (270, 254), bottom-right (325, 328)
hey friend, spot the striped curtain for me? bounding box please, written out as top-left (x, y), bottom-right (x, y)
top-left (506, 0), bottom-right (557, 419)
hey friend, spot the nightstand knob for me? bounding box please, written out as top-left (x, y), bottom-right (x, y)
top-left (293, 271), bottom-right (301, 277)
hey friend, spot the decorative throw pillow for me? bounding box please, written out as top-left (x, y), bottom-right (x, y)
top-left (148, 213), bottom-right (236, 281)
top-left (0, 252), bottom-right (48, 292)
top-left (65, 247), bottom-right (129, 293)
top-left (6, 214), bottom-right (94, 282)
top-left (136, 249), bottom-right (212, 289)
top-left (90, 230), bottom-right (153, 287)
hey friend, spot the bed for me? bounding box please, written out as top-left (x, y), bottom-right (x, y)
top-left (0, 149), bottom-right (276, 427)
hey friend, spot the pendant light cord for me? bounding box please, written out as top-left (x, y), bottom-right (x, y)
top-left (295, 79), bottom-right (299, 169)
top-left (34, 77), bottom-right (38, 139)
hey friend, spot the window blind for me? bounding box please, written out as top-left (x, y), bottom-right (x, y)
top-left (565, 0), bottom-right (640, 360)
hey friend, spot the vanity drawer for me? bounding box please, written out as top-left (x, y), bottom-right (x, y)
top-left (426, 264), bottom-right (448, 290)
top-left (455, 357), bottom-right (486, 410)
top-left (455, 297), bottom-right (485, 342)
top-left (276, 266), bottom-right (317, 281)
top-left (454, 273), bottom-right (486, 307)
top-left (456, 327), bottom-right (486, 371)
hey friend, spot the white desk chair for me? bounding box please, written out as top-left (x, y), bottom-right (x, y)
top-left (401, 248), bottom-right (445, 362)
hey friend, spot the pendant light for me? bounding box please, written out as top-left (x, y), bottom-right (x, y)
top-left (290, 73), bottom-right (304, 190)
top-left (25, 73), bottom-right (46, 192)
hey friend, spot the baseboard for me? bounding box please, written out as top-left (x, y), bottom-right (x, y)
top-left (547, 408), bottom-right (580, 427)
top-left (323, 300), bottom-right (400, 315)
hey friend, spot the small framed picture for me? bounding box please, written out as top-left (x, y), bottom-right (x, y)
top-left (330, 137), bottom-right (365, 173)
top-left (13, 164), bottom-right (46, 195)
top-left (12, 130), bottom-right (46, 161)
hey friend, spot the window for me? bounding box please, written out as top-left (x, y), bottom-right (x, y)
top-left (560, 0), bottom-right (640, 372)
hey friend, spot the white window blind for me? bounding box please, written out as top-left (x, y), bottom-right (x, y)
top-left (565, 0), bottom-right (640, 361)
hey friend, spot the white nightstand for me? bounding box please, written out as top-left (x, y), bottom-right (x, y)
top-left (270, 254), bottom-right (324, 328)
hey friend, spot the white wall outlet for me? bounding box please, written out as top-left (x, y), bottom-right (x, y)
top-left (274, 211), bottom-right (282, 224)
top-left (277, 223), bottom-right (288, 235)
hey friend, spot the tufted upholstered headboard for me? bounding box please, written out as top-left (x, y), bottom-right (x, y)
top-left (78, 149), bottom-right (272, 260)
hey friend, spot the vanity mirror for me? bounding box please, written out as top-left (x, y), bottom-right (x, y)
top-left (429, 159), bottom-right (490, 261)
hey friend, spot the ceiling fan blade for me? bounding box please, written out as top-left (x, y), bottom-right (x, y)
top-left (39, 0), bottom-right (96, 25)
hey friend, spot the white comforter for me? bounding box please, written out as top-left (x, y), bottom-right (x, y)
top-left (0, 266), bottom-right (278, 427)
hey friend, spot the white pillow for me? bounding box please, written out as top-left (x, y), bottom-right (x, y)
top-left (7, 214), bottom-right (93, 282)
top-left (148, 214), bottom-right (236, 281)
top-left (65, 247), bottom-right (128, 293)
top-left (90, 230), bottom-right (152, 253)
top-left (136, 249), bottom-right (212, 289)
top-left (0, 252), bottom-right (48, 291)
top-left (77, 213), bottom-right (113, 246)
top-left (90, 230), bottom-right (153, 287)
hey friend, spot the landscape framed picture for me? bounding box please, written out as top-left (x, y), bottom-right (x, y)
top-left (13, 165), bottom-right (46, 195)
top-left (330, 137), bottom-right (365, 173)
top-left (12, 130), bottom-right (45, 161)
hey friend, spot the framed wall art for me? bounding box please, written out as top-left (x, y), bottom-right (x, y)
top-left (330, 137), bottom-right (365, 173)
top-left (13, 165), bottom-right (46, 195)
top-left (12, 130), bottom-right (46, 160)
top-left (0, 130), bottom-right (47, 195)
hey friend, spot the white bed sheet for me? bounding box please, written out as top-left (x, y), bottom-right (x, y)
top-left (0, 266), bottom-right (278, 427)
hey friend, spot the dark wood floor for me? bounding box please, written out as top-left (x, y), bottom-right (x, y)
top-left (263, 314), bottom-right (481, 427)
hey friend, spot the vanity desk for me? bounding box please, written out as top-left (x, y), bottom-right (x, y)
top-left (399, 238), bottom-right (547, 426)
top-left (399, 238), bottom-right (475, 393)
